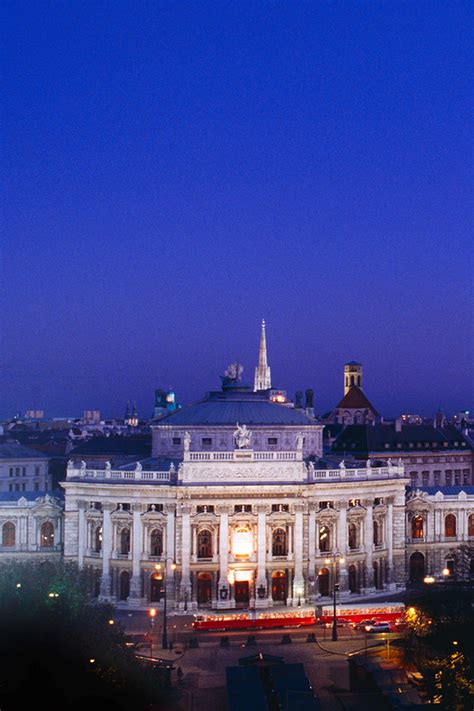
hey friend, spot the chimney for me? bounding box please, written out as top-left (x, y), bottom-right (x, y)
top-left (395, 418), bottom-right (402, 433)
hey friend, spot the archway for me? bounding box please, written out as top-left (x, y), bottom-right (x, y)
top-left (271, 571), bottom-right (287, 601)
top-left (150, 572), bottom-right (163, 602)
top-left (119, 570), bottom-right (130, 600)
top-left (40, 521), bottom-right (54, 548)
top-left (318, 567), bottom-right (330, 597)
top-left (197, 572), bottom-right (213, 605)
top-left (2, 522), bottom-right (15, 548)
top-left (409, 552), bottom-right (425, 583)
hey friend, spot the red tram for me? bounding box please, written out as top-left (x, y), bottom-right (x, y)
top-left (193, 609), bottom-right (316, 631)
top-left (318, 602), bottom-right (405, 628)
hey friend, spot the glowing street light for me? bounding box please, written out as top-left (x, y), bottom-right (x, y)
top-left (325, 552), bottom-right (344, 641)
top-left (423, 575), bottom-right (435, 584)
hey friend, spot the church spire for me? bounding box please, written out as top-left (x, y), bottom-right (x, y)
top-left (254, 319), bottom-right (272, 391)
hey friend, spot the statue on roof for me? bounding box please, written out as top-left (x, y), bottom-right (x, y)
top-left (234, 422), bottom-right (252, 449)
top-left (224, 362), bottom-right (244, 382)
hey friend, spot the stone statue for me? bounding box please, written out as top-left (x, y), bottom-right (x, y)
top-left (105, 461), bottom-right (111, 471)
top-left (296, 432), bottom-right (304, 451)
top-left (366, 458), bottom-right (372, 468)
top-left (80, 460), bottom-right (86, 471)
top-left (67, 459), bottom-right (74, 469)
top-left (234, 422), bottom-right (252, 449)
top-left (224, 362), bottom-right (244, 382)
top-left (135, 461), bottom-right (142, 472)
top-left (387, 458), bottom-right (392, 468)
top-left (339, 459), bottom-right (346, 470)
top-left (184, 432), bottom-right (191, 452)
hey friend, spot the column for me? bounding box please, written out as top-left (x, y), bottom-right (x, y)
top-left (217, 505), bottom-right (231, 609)
top-left (292, 504), bottom-right (305, 605)
top-left (100, 503), bottom-right (113, 600)
top-left (77, 501), bottom-right (86, 568)
top-left (308, 504), bottom-right (317, 598)
top-left (256, 505), bottom-right (270, 608)
top-left (386, 499), bottom-right (395, 588)
top-left (337, 502), bottom-right (348, 593)
top-left (129, 504), bottom-right (144, 605)
top-left (179, 504), bottom-right (192, 609)
top-left (364, 500), bottom-right (375, 591)
top-left (165, 504), bottom-right (176, 607)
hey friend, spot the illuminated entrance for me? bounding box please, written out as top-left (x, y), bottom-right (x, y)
top-left (272, 571), bottom-right (286, 601)
top-left (197, 572), bottom-right (213, 605)
top-left (235, 580), bottom-right (250, 604)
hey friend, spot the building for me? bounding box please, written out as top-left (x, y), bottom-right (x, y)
top-left (0, 491), bottom-right (63, 559)
top-left (331, 421), bottom-right (473, 488)
top-left (325, 362), bottom-right (378, 426)
top-left (0, 443), bottom-right (51, 493)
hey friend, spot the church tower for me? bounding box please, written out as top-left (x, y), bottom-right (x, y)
top-left (344, 361), bottom-right (363, 396)
top-left (254, 319), bottom-right (272, 391)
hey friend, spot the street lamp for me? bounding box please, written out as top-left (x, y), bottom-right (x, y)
top-left (155, 561), bottom-right (177, 650)
top-left (148, 607), bottom-right (157, 658)
top-left (423, 575), bottom-right (435, 584)
top-left (325, 553), bottom-right (344, 642)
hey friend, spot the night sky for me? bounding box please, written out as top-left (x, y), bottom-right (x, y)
top-left (1, 1), bottom-right (472, 419)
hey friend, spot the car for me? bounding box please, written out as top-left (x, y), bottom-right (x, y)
top-left (354, 619), bottom-right (376, 630)
top-left (364, 621), bottom-right (391, 633)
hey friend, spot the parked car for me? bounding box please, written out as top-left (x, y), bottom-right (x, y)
top-left (354, 619), bottom-right (376, 630)
top-left (364, 621), bottom-right (391, 633)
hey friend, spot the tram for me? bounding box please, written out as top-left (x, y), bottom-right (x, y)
top-left (193, 608), bottom-right (316, 631)
top-left (318, 602), bottom-right (405, 627)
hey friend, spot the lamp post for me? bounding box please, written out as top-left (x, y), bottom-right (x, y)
top-left (148, 607), bottom-right (157, 658)
top-left (154, 561), bottom-right (177, 650)
top-left (325, 553), bottom-right (344, 642)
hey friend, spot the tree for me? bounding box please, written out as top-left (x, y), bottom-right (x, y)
top-left (0, 560), bottom-right (176, 711)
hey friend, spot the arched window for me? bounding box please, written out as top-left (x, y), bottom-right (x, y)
top-left (445, 514), bottom-right (456, 538)
top-left (468, 514), bottom-right (474, 538)
top-left (94, 526), bottom-right (102, 553)
top-left (319, 525), bottom-right (330, 552)
top-left (197, 529), bottom-right (212, 559)
top-left (411, 516), bottom-right (424, 539)
top-left (150, 529), bottom-right (163, 557)
top-left (120, 528), bottom-right (130, 555)
top-left (348, 523), bottom-right (358, 550)
top-left (40, 521), bottom-right (54, 548)
top-left (373, 520), bottom-right (382, 546)
top-left (2, 522), bottom-right (15, 548)
top-left (271, 571), bottom-right (286, 601)
top-left (272, 528), bottom-right (287, 556)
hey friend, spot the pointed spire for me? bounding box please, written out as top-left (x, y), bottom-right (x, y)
top-left (254, 319), bottom-right (272, 391)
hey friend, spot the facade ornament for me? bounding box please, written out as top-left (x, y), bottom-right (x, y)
top-left (234, 422), bottom-right (252, 449)
top-left (397, 457), bottom-right (403, 469)
top-left (80, 460), bottom-right (87, 471)
top-left (67, 459), bottom-right (74, 469)
top-left (296, 432), bottom-right (304, 451)
top-left (387, 458), bottom-right (392, 468)
top-left (225, 362), bottom-right (244, 382)
top-left (366, 458), bottom-right (372, 469)
top-left (105, 461), bottom-right (111, 471)
top-left (169, 462), bottom-right (175, 473)
top-left (135, 461), bottom-right (142, 472)
top-left (339, 459), bottom-right (345, 470)
top-left (183, 432), bottom-right (191, 452)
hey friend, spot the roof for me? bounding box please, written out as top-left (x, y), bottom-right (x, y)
top-left (332, 423), bottom-right (473, 453)
top-left (0, 489), bottom-right (64, 503)
top-left (0, 442), bottom-right (48, 460)
top-left (158, 387), bottom-right (315, 427)
top-left (409, 486), bottom-right (474, 496)
top-left (334, 386), bottom-right (378, 414)
top-left (70, 436), bottom-right (151, 456)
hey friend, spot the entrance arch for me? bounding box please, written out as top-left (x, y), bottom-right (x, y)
top-left (150, 572), bottom-right (163, 602)
top-left (197, 573), bottom-right (213, 605)
top-left (271, 571), bottom-right (287, 601)
top-left (119, 570), bottom-right (130, 600)
top-left (409, 552), bottom-right (425, 583)
top-left (318, 567), bottom-right (330, 597)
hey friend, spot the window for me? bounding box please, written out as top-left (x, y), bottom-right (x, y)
top-left (172, 437), bottom-right (181, 445)
top-left (197, 505), bottom-right (215, 514)
top-left (319, 525), bottom-right (330, 552)
top-left (463, 470), bottom-right (470, 485)
top-left (468, 514), bottom-right (474, 538)
top-left (35, 466), bottom-right (40, 476)
top-left (422, 471), bottom-right (429, 486)
top-left (454, 470), bottom-right (461, 485)
top-left (445, 470), bottom-right (453, 486)
top-left (348, 523), bottom-right (358, 550)
top-left (434, 471), bottom-right (441, 486)
top-left (202, 438), bottom-right (212, 448)
top-left (2, 522), bottom-right (15, 548)
top-left (374, 497), bottom-right (384, 506)
top-left (412, 516), bottom-right (424, 539)
top-left (319, 501), bottom-right (333, 510)
top-left (271, 504), bottom-right (289, 513)
top-left (234, 504), bottom-right (251, 513)
top-left (267, 437), bottom-right (278, 446)
top-left (150, 529), bottom-right (163, 557)
top-left (147, 503), bottom-right (163, 512)
top-left (410, 472), bottom-right (418, 487)
top-left (373, 520), bottom-right (382, 546)
top-left (93, 526), bottom-right (102, 553)
top-left (120, 528), bottom-right (130, 555)
top-left (22, 467), bottom-right (26, 477)
top-left (9, 468), bottom-right (13, 477)
top-left (272, 528), bottom-right (287, 556)
top-left (40, 521), bottom-right (54, 548)
top-left (444, 514), bottom-right (456, 538)
top-left (197, 529), bottom-right (212, 559)
top-left (348, 499), bottom-right (360, 508)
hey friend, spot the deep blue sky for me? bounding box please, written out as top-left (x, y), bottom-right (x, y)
top-left (1, 1), bottom-right (472, 419)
